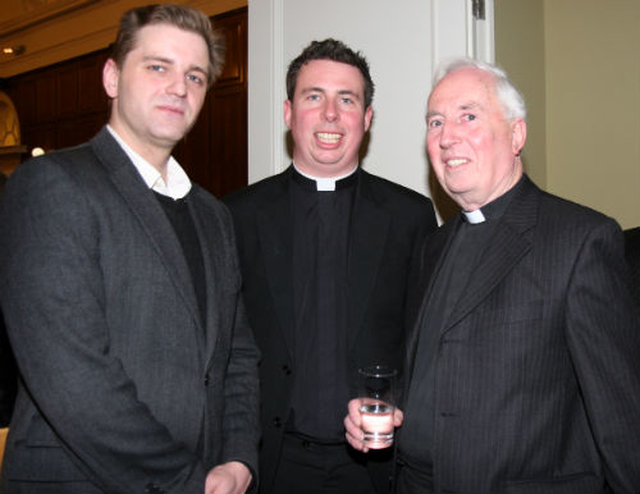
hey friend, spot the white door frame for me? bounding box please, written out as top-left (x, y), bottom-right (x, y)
top-left (247, 0), bottom-right (483, 195)
top-left (467, 0), bottom-right (495, 63)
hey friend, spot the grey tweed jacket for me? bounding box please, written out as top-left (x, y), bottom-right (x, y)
top-left (0, 127), bottom-right (260, 494)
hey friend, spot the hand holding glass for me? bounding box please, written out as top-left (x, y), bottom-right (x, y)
top-left (358, 365), bottom-right (397, 449)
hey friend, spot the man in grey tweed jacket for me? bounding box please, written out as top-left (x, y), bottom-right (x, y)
top-left (0, 5), bottom-right (259, 494)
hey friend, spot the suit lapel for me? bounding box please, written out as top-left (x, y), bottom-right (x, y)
top-left (187, 189), bottom-right (226, 363)
top-left (442, 177), bottom-right (539, 335)
top-left (91, 128), bottom-right (203, 339)
top-left (405, 218), bottom-right (459, 382)
top-left (256, 171), bottom-right (295, 357)
top-left (347, 171), bottom-right (390, 349)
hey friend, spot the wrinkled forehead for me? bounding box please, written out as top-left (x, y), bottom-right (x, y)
top-left (428, 67), bottom-right (497, 111)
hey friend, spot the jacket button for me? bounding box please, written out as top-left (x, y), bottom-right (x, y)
top-left (204, 375), bottom-right (210, 386)
top-left (282, 364), bottom-right (292, 376)
top-left (273, 416), bottom-right (282, 427)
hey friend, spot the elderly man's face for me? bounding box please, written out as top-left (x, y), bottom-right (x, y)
top-left (426, 67), bottom-right (526, 211)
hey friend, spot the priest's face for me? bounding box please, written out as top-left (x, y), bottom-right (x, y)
top-left (284, 59), bottom-right (373, 178)
top-left (426, 67), bottom-right (526, 211)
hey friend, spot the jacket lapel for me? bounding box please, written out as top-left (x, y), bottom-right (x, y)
top-left (405, 217), bottom-right (459, 382)
top-left (442, 177), bottom-right (539, 335)
top-left (91, 128), bottom-right (203, 340)
top-left (187, 189), bottom-right (226, 362)
top-left (347, 171), bottom-right (390, 349)
top-left (256, 171), bottom-right (295, 357)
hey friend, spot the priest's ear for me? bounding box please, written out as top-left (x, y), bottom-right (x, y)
top-left (510, 117), bottom-right (527, 156)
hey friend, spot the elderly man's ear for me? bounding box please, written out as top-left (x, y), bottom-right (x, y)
top-left (511, 118), bottom-right (527, 156)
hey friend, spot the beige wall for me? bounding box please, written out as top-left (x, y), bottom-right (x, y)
top-left (495, 0), bottom-right (640, 229)
top-left (546, 0), bottom-right (639, 229)
top-left (495, 0), bottom-right (546, 188)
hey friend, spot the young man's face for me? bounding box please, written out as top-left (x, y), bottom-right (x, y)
top-left (284, 59), bottom-right (373, 178)
top-left (104, 23), bottom-right (210, 159)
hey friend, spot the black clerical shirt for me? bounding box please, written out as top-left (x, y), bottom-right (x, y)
top-left (286, 167), bottom-right (357, 442)
top-left (398, 178), bottom-right (524, 483)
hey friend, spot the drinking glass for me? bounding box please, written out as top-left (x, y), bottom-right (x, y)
top-left (358, 364), bottom-right (397, 449)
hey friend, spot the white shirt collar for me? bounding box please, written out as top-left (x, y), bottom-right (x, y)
top-left (107, 125), bottom-right (192, 200)
top-left (293, 163), bottom-right (358, 191)
top-left (462, 209), bottom-right (486, 224)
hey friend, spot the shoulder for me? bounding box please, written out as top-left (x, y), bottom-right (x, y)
top-left (8, 128), bottom-right (125, 196)
top-left (190, 185), bottom-right (234, 224)
top-left (6, 141), bottom-right (98, 197)
top-left (536, 187), bottom-right (619, 233)
top-left (508, 176), bottom-right (618, 238)
top-left (359, 170), bottom-right (436, 219)
top-left (625, 227), bottom-right (640, 256)
top-left (512, 182), bottom-right (625, 269)
top-left (191, 182), bottom-right (227, 208)
top-left (223, 170), bottom-right (289, 211)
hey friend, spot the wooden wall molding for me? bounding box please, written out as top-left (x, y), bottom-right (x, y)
top-left (0, 0), bottom-right (246, 78)
top-left (0, 0), bottom-right (99, 38)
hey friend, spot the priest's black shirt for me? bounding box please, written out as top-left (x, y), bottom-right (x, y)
top-left (286, 167), bottom-right (357, 442)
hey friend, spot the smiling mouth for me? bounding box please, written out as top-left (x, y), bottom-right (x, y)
top-left (446, 158), bottom-right (468, 167)
top-left (315, 132), bottom-right (342, 144)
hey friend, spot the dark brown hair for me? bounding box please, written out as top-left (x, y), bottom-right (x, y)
top-left (111, 4), bottom-right (225, 87)
top-left (286, 38), bottom-right (374, 108)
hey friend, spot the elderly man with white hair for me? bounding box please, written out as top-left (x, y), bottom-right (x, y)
top-left (345, 58), bottom-right (640, 494)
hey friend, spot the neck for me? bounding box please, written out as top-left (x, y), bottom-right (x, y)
top-left (137, 145), bottom-right (171, 181)
top-left (108, 122), bottom-right (172, 180)
top-left (293, 162), bottom-right (358, 180)
top-left (458, 167), bottom-right (523, 211)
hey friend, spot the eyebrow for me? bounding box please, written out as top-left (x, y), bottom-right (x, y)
top-left (142, 55), bottom-right (173, 65)
top-left (426, 101), bottom-right (481, 119)
top-left (142, 55), bottom-right (208, 76)
top-left (460, 101), bottom-right (480, 111)
top-left (338, 89), bottom-right (361, 101)
top-left (300, 87), bottom-right (362, 101)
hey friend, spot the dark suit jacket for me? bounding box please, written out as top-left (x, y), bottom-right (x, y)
top-left (0, 311), bottom-right (16, 427)
top-left (224, 166), bottom-right (437, 493)
top-left (624, 226), bottom-right (640, 316)
top-left (0, 128), bottom-right (260, 494)
top-left (403, 175), bottom-right (640, 493)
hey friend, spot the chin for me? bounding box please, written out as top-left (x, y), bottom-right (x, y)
top-left (154, 129), bottom-right (188, 143)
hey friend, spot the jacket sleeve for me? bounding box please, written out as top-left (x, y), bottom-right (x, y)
top-left (564, 218), bottom-right (640, 493)
top-left (218, 204), bottom-right (261, 483)
top-left (0, 157), bottom-right (207, 494)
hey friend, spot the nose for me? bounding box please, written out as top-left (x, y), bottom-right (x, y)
top-left (322, 98), bottom-right (339, 122)
top-left (167, 74), bottom-right (187, 97)
top-left (438, 121), bottom-right (459, 148)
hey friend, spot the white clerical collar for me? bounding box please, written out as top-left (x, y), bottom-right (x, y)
top-left (462, 209), bottom-right (486, 224)
top-left (107, 125), bottom-right (192, 199)
top-left (293, 163), bottom-right (358, 191)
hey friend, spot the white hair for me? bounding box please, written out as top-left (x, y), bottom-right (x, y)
top-left (432, 57), bottom-right (527, 120)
